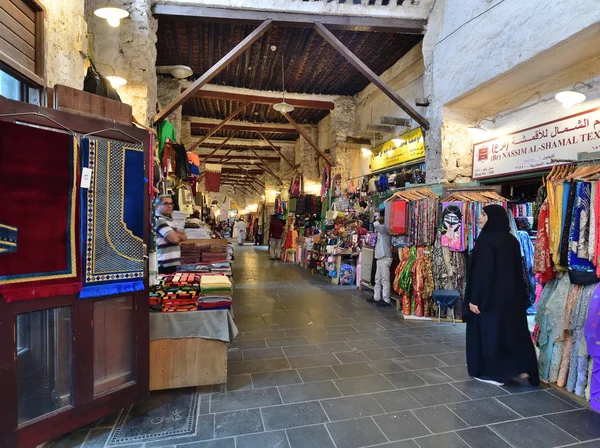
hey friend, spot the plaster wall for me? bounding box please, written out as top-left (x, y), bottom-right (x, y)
top-left (41, 0), bottom-right (86, 89)
top-left (157, 77), bottom-right (189, 140)
top-left (295, 125), bottom-right (320, 184)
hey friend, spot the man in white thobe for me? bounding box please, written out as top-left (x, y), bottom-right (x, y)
top-left (373, 215), bottom-right (392, 307)
top-left (236, 219), bottom-right (247, 246)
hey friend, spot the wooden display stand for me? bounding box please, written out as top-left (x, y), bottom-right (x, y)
top-left (149, 338), bottom-right (227, 392)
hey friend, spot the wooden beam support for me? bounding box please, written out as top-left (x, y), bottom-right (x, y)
top-left (188, 102), bottom-right (249, 152)
top-left (234, 165), bottom-right (266, 187)
top-left (380, 116), bottom-right (411, 126)
top-left (314, 22), bottom-right (430, 130)
top-left (258, 132), bottom-right (297, 169)
top-left (153, 4), bottom-right (426, 34)
top-left (187, 89), bottom-right (335, 110)
top-left (250, 148), bottom-right (283, 184)
top-left (282, 112), bottom-right (333, 167)
top-left (213, 147), bottom-right (236, 164)
top-left (191, 121), bottom-right (298, 135)
top-left (200, 133), bottom-right (236, 163)
top-left (154, 19), bottom-right (273, 124)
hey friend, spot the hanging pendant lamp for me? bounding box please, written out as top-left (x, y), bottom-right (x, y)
top-left (273, 56), bottom-right (295, 114)
top-left (94, 1), bottom-right (129, 28)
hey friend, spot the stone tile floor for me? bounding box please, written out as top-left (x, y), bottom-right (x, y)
top-left (52, 246), bottom-right (600, 448)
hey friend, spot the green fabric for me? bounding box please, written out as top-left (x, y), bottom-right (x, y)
top-left (158, 120), bottom-right (176, 162)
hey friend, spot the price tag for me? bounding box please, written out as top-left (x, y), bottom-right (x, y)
top-left (81, 167), bottom-right (92, 189)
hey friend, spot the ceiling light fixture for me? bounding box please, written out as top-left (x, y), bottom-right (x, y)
top-left (156, 65), bottom-right (193, 79)
top-left (94, 1), bottom-right (129, 28)
top-left (467, 118), bottom-right (496, 141)
top-left (555, 90), bottom-right (587, 109)
top-left (106, 74), bottom-right (127, 88)
top-left (273, 56), bottom-right (295, 114)
top-left (361, 147), bottom-right (373, 158)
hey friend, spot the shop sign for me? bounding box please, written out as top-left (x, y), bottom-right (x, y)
top-left (371, 127), bottom-right (425, 171)
top-left (472, 107), bottom-right (600, 179)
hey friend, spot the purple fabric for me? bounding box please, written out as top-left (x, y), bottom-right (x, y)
top-left (584, 283), bottom-right (600, 412)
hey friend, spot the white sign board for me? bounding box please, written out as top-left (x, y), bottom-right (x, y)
top-left (472, 107), bottom-right (600, 179)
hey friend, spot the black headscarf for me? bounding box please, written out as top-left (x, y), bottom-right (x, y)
top-left (481, 204), bottom-right (510, 233)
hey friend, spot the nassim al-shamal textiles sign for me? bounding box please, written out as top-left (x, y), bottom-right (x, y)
top-left (472, 107), bottom-right (600, 180)
top-left (371, 127), bottom-right (425, 171)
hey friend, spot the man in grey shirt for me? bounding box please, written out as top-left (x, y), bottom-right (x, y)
top-left (373, 214), bottom-right (392, 306)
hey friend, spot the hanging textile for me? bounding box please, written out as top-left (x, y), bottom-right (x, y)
top-left (568, 181), bottom-right (598, 285)
top-left (441, 202), bottom-right (465, 251)
top-left (205, 164), bottom-right (222, 193)
top-left (158, 120), bottom-right (176, 163)
top-left (79, 137), bottom-right (145, 298)
top-left (584, 283), bottom-right (600, 412)
top-left (534, 200), bottom-right (554, 283)
top-left (0, 121), bottom-right (81, 302)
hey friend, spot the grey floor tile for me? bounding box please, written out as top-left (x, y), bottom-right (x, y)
top-left (227, 350), bottom-right (243, 361)
top-left (398, 343), bottom-right (454, 356)
top-left (546, 388), bottom-right (586, 408)
top-left (416, 335), bottom-right (443, 344)
top-left (368, 359), bottom-right (405, 374)
top-left (281, 345), bottom-right (322, 358)
top-left (406, 383), bottom-right (469, 407)
top-left (490, 416), bottom-right (578, 447)
top-left (241, 347), bottom-right (285, 360)
top-left (243, 330), bottom-right (287, 341)
top-left (372, 390), bottom-right (422, 413)
top-left (332, 362), bottom-right (376, 378)
top-left (251, 370), bottom-right (302, 389)
top-left (384, 371), bottom-right (427, 389)
top-left (228, 358), bottom-right (291, 375)
top-left (544, 409), bottom-right (600, 441)
top-left (344, 331), bottom-right (386, 341)
top-left (145, 415), bottom-right (215, 447)
top-left (319, 341), bottom-right (352, 353)
top-left (565, 441), bottom-right (600, 447)
top-left (235, 430), bottom-right (290, 448)
top-left (49, 429), bottom-right (90, 448)
top-left (373, 338), bottom-right (398, 348)
top-left (261, 401), bottom-right (328, 431)
top-left (500, 377), bottom-right (545, 394)
top-left (371, 441), bottom-right (420, 448)
top-left (80, 429), bottom-right (111, 448)
top-left (177, 438), bottom-right (235, 448)
top-left (432, 353), bottom-right (465, 366)
top-left (451, 379), bottom-right (509, 399)
top-left (227, 374), bottom-right (253, 391)
top-left (321, 394), bottom-right (385, 421)
top-left (288, 353), bottom-right (340, 369)
top-left (326, 417), bottom-right (388, 448)
top-left (414, 368), bottom-right (453, 385)
top-left (496, 390), bottom-right (575, 417)
top-left (335, 351), bottom-right (371, 364)
top-left (335, 374), bottom-right (395, 396)
top-left (326, 325), bottom-right (358, 334)
top-left (447, 398), bottom-right (520, 426)
top-left (214, 409), bottom-right (263, 438)
top-left (414, 432), bottom-right (468, 448)
top-left (306, 333), bottom-right (349, 344)
top-left (353, 323), bottom-right (384, 332)
top-left (373, 411), bottom-right (431, 441)
top-left (278, 380), bottom-right (341, 403)
top-left (389, 336), bottom-right (425, 347)
top-left (347, 339), bottom-right (381, 350)
top-left (211, 388), bottom-right (282, 413)
top-left (362, 347), bottom-right (403, 360)
top-left (395, 355), bottom-right (448, 371)
top-left (438, 365), bottom-right (470, 381)
top-left (412, 405), bottom-right (468, 433)
top-left (286, 424), bottom-right (335, 448)
top-left (231, 340), bottom-right (267, 350)
top-left (265, 336), bottom-right (311, 348)
top-left (284, 328), bottom-right (327, 337)
top-left (456, 427), bottom-right (511, 448)
top-left (297, 366), bottom-right (339, 383)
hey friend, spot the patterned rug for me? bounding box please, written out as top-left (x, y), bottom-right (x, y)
top-left (107, 388), bottom-right (199, 445)
top-left (80, 137), bottom-right (145, 298)
top-left (0, 121), bottom-right (80, 302)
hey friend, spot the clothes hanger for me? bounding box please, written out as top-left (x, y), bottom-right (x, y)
top-left (0, 111), bottom-right (77, 138)
top-left (83, 119), bottom-right (144, 145)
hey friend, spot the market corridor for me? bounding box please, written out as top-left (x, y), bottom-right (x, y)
top-left (53, 246), bottom-right (599, 448)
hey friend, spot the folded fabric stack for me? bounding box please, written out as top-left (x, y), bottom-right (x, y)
top-left (149, 286), bottom-right (165, 311)
top-left (162, 272), bottom-right (201, 287)
top-left (199, 275), bottom-right (233, 310)
top-left (178, 263), bottom-right (211, 273)
top-left (162, 286), bottom-right (199, 312)
top-left (202, 251), bottom-right (228, 263)
top-left (181, 244), bottom-right (204, 264)
top-left (209, 262), bottom-right (232, 276)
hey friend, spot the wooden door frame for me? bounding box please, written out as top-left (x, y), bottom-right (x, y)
top-left (0, 96), bottom-right (150, 448)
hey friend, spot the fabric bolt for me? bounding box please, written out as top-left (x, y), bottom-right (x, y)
top-left (150, 309), bottom-right (238, 342)
top-left (79, 137), bottom-right (145, 298)
top-left (399, 246), bottom-right (417, 315)
top-left (534, 200), bottom-right (554, 283)
top-left (566, 284), bottom-right (595, 394)
top-left (584, 283), bottom-right (600, 412)
top-left (568, 181), bottom-right (598, 284)
top-left (374, 256), bottom-right (393, 303)
top-left (589, 181), bottom-right (597, 263)
top-left (0, 121), bottom-right (80, 301)
top-left (560, 181), bottom-right (577, 268)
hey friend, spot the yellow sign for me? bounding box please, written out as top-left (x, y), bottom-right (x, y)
top-left (371, 127), bottom-right (425, 171)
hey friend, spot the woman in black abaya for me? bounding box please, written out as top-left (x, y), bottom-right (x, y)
top-left (464, 204), bottom-right (539, 386)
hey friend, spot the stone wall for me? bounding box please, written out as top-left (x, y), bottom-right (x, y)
top-left (157, 77), bottom-right (189, 140)
top-left (294, 125), bottom-right (320, 183)
top-left (41, 0), bottom-right (86, 89)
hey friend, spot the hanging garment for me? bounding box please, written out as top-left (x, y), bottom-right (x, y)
top-left (535, 276), bottom-right (562, 381)
top-left (584, 283), bottom-right (600, 412)
top-left (399, 246), bottom-right (417, 315)
top-left (204, 164), bottom-right (222, 193)
top-left (568, 181), bottom-right (598, 285)
top-left (566, 283), bottom-right (595, 394)
top-left (534, 200), bottom-right (554, 283)
top-left (412, 247), bottom-right (426, 317)
top-left (158, 120), bottom-right (176, 164)
top-left (389, 200), bottom-right (408, 235)
top-left (440, 202), bottom-right (465, 252)
top-left (589, 181), bottom-right (597, 264)
top-left (560, 181), bottom-right (576, 268)
top-left (368, 177), bottom-right (378, 193)
top-left (172, 144), bottom-right (191, 180)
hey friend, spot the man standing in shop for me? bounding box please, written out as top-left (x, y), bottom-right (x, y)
top-left (156, 195), bottom-right (187, 274)
top-left (372, 213), bottom-right (392, 307)
top-left (269, 214), bottom-right (284, 260)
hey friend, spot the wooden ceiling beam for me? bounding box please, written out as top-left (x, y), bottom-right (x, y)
top-left (282, 112), bottom-right (333, 167)
top-left (190, 136), bottom-right (295, 148)
top-left (187, 102), bottom-right (249, 152)
top-left (249, 147), bottom-right (283, 184)
top-left (200, 134), bottom-right (236, 163)
top-left (153, 4), bottom-right (426, 34)
top-left (234, 165), bottom-right (266, 188)
top-left (154, 19), bottom-right (273, 124)
top-left (187, 89), bottom-right (335, 110)
top-left (190, 121), bottom-right (298, 134)
top-left (314, 22), bottom-right (429, 130)
top-left (258, 131), bottom-right (297, 169)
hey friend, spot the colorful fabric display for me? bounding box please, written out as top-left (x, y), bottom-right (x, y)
top-left (178, 263), bottom-right (211, 273)
top-left (441, 202), bottom-right (465, 252)
top-left (162, 272), bottom-right (201, 287)
top-left (389, 201), bottom-right (407, 235)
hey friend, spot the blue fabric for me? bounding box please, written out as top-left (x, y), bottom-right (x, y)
top-left (569, 181), bottom-right (595, 274)
top-left (517, 230), bottom-right (536, 311)
top-left (189, 163), bottom-right (200, 175)
top-left (0, 223), bottom-right (17, 255)
top-left (80, 137), bottom-right (146, 298)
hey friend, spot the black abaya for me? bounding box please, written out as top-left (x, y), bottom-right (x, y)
top-left (464, 205), bottom-right (540, 385)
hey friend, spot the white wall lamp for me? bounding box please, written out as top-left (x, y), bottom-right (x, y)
top-left (361, 147), bottom-right (373, 158)
top-left (555, 82), bottom-right (593, 108)
top-left (467, 118), bottom-right (496, 141)
top-left (156, 65), bottom-right (194, 79)
top-left (94, 1), bottom-right (129, 28)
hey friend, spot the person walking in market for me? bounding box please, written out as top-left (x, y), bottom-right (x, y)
top-left (155, 195), bottom-right (187, 274)
top-left (236, 218), bottom-right (247, 246)
top-left (268, 214), bottom-right (284, 259)
top-left (372, 212), bottom-right (393, 307)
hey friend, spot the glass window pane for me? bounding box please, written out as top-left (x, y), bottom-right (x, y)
top-left (93, 296), bottom-right (134, 396)
top-left (17, 307), bottom-right (72, 426)
top-left (0, 69), bottom-right (22, 101)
